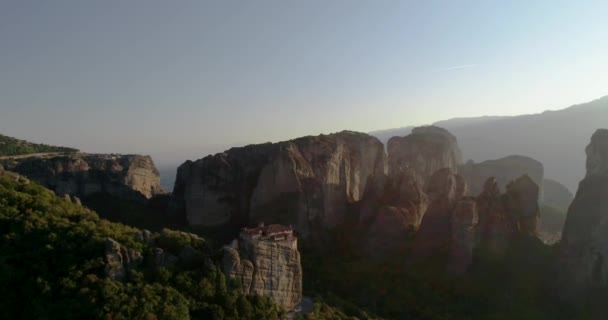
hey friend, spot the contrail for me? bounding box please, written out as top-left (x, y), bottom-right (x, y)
top-left (435, 64), bottom-right (478, 72)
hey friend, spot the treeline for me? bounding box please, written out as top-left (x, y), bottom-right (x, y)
top-left (0, 133), bottom-right (78, 156)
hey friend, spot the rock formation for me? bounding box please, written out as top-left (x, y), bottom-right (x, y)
top-left (104, 231), bottom-right (209, 282)
top-left (409, 168), bottom-right (542, 272)
top-left (4, 154), bottom-right (161, 201)
top-left (476, 178), bottom-right (517, 256)
top-left (459, 155), bottom-right (544, 197)
top-left (449, 198), bottom-right (478, 274)
top-left (559, 129), bottom-right (608, 297)
top-left (223, 224), bottom-right (302, 311)
top-left (387, 126), bottom-right (462, 184)
top-left (504, 175), bottom-right (540, 236)
top-left (476, 175), bottom-right (540, 255)
top-left (359, 169), bottom-right (427, 227)
top-left (411, 168), bottom-right (468, 260)
top-left (170, 131), bottom-right (385, 238)
top-left (104, 238), bottom-right (143, 282)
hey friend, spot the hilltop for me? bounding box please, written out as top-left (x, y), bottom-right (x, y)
top-left (0, 133), bottom-right (78, 156)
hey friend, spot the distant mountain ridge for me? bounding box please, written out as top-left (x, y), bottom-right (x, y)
top-left (0, 133), bottom-right (78, 156)
top-left (371, 95), bottom-right (608, 191)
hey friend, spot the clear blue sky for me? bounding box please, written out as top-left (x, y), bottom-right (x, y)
top-left (1, 0), bottom-right (607, 166)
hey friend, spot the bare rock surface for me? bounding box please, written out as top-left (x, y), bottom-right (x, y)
top-left (171, 131), bottom-right (385, 238)
top-left (411, 168), bottom-right (467, 259)
top-left (4, 153), bottom-right (161, 201)
top-left (559, 129), bottom-right (608, 297)
top-left (387, 126), bottom-right (462, 184)
top-left (223, 230), bottom-right (302, 311)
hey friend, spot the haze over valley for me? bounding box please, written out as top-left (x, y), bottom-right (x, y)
top-left (2, 1), bottom-right (608, 319)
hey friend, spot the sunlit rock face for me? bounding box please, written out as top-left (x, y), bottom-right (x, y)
top-left (387, 126), bottom-right (462, 185)
top-left (223, 225), bottom-right (302, 311)
top-left (559, 129), bottom-right (608, 298)
top-left (6, 154), bottom-right (161, 201)
top-left (359, 169), bottom-right (428, 260)
top-left (170, 131), bottom-right (385, 239)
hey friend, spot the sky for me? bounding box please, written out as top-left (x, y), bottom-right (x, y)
top-left (1, 0), bottom-right (608, 167)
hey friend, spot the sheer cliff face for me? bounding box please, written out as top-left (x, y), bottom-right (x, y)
top-left (560, 129), bottom-right (608, 296)
top-left (223, 239), bottom-right (302, 311)
top-left (6, 154), bottom-right (161, 200)
top-left (387, 126), bottom-right (462, 184)
top-left (409, 171), bottom-right (541, 273)
top-left (359, 126), bottom-right (462, 259)
top-left (171, 131), bottom-right (386, 238)
top-left (411, 168), bottom-right (468, 259)
top-left (359, 169), bottom-right (428, 259)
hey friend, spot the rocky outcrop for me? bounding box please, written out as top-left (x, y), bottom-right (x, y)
top-left (171, 131), bottom-right (385, 238)
top-left (559, 129), bottom-right (608, 297)
top-left (411, 169), bottom-right (468, 260)
top-left (460, 155), bottom-right (544, 197)
top-left (359, 169), bottom-right (427, 226)
top-left (358, 168), bottom-right (428, 260)
top-left (223, 234), bottom-right (302, 311)
top-left (476, 178), bottom-right (517, 256)
top-left (585, 129), bottom-right (608, 177)
top-left (410, 169), bottom-right (542, 272)
top-left (504, 175), bottom-right (540, 236)
top-left (104, 238), bottom-right (143, 282)
top-left (449, 199), bottom-right (478, 274)
top-left (387, 126), bottom-right (462, 184)
top-left (476, 175), bottom-right (540, 255)
top-left (4, 154), bottom-right (161, 201)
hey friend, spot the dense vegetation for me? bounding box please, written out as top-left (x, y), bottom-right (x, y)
top-left (0, 176), bottom-right (287, 319)
top-left (0, 133), bottom-right (78, 156)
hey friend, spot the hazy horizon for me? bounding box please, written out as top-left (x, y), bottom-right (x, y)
top-left (2, 1), bottom-right (608, 168)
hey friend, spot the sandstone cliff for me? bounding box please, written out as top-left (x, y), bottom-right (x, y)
top-left (223, 235), bottom-right (302, 311)
top-left (476, 175), bottom-right (540, 255)
top-left (409, 169), bottom-right (542, 272)
top-left (559, 129), bottom-right (608, 297)
top-left (459, 155), bottom-right (544, 196)
top-left (3, 153), bottom-right (161, 201)
top-left (359, 169), bottom-right (428, 259)
top-left (171, 131), bottom-right (385, 238)
top-left (359, 126), bottom-right (461, 259)
top-left (387, 126), bottom-right (462, 183)
top-left (410, 169), bottom-right (469, 262)
top-left (476, 178), bottom-right (517, 256)
top-left (504, 175), bottom-right (540, 236)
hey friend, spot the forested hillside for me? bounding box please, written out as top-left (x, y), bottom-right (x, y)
top-left (0, 174), bottom-right (365, 320)
top-left (0, 134), bottom-right (78, 156)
